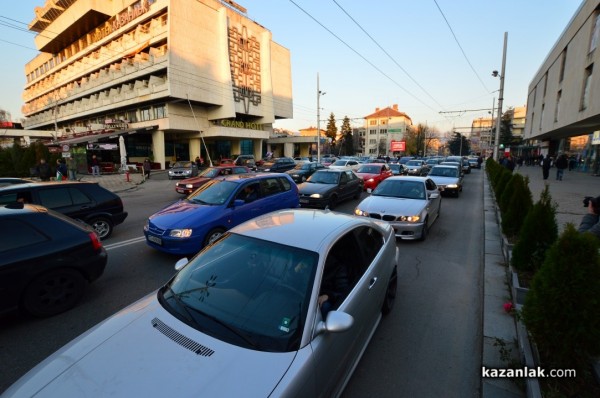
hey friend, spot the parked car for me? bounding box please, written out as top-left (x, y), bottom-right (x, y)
top-left (0, 203), bottom-right (107, 317)
top-left (297, 169), bottom-right (363, 209)
top-left (328, 159), bottom-right (360, 171)
top-left (175, 166), bottom-right (251, 195)
top-left (467, 157), bottom-right (480, 169)
top-left (3, 209), bottom-right (397, 398)
top-left (233, 155), bottom-right (257, 170)
top-left (286, 161), bottom-right (326, 183)
top-left (320, 156), bottom-right (337, 167)
top-left (168, 161), bottom-right (199, 180)
top-left (404, 159), bottom-right (429, 176)
top-left (0, 181), bottom-right (128, 239)
top-left (427, 165), bottom-right (463, 197)
top-left (440, 161), bottom-right (463, 176)
top-left (145, 173), bottom-right (299, 254)
top-left (355, 163), bottom-right (393, 191)
top-left (0, 178), bottom-right (34, 188)
top-left (354, 176), bottom-right (442, 241)
top-left (398, 156), bottom-right (415, 165)
top-left (445, 156), bottom-right (470, 175)
top-left (293, 156), bottom-right (312, 164)
top-left (256, 157), bottom-right (296, 172)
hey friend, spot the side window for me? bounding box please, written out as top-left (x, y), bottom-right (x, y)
top-left (277, 177), bottom-right (292, 191)
top-left (0, 218), bottom-right (48, 252)
top-left (38, 188), bottom-right (72, 208)
top-left (354, 226), bottom-right (384, 267)
top-left (233, 167), bottom-right (247, 174)
top-left (425, 179), bottom-right (437, 191)
top-left (340, 172), bottom-right (348, 184)
top-left (260, 178), bottom-right (283, 197)
top-left (70, 187), bottom-right (92, 205)
top-left (0, 192), bottom-right (18, 205)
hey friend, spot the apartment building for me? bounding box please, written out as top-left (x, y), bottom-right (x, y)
top-left (22, 0), bottom-right (292, 168)
top-left (363, 105), bottom-right (412, 156)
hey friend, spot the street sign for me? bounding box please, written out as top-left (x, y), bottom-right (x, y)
top-left (390, 140), bottom-right (405, 151)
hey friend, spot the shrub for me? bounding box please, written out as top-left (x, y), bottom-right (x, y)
top-left (522, 224), bottom-right (600, 375)
top-left (500, 174), bottom-right (532, 239)
top-left (493, 168), bottom-right (512, 202)
top-left (511, 185), bottom-right (557, 274)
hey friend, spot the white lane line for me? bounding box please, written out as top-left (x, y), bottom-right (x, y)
top-left (104, 236), bottom-right (147, 250)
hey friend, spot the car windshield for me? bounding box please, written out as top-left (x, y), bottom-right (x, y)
top-left (331, 160), bottom-right (348, 166)
top-left (405, 160), bottom-right (422, 167)
top-left (173, 161), bottom-right (192, 168)
top-left (160, 233), bottom-right (318, 352)
top-left (372, 180), bottom-right (426, 200)
top-left (293, 163), bottom-right (311, 170)
top-left (308, 171), bottom-right (339, 184)
top-left (187, 179), bottom-right (238, 205)
top-left (199, 168), bottom-right (220, 178)
top-left (429, 167), bottom-right (458, 177)
top-left (357, 165), bottom-right (381, 174)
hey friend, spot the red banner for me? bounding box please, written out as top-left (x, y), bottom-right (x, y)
top-left (390, 140), bottom-right (405, 151)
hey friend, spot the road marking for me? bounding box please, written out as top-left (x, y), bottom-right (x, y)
top-left (104, 236), bottom-right (147, 250)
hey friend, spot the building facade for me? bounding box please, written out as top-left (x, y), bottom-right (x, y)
top-left (524, 0), bottom-right (600, 170)
top-left (362, 105), bottom-right (412, 156)
top-left (22, 0), bottom-right (292, 168)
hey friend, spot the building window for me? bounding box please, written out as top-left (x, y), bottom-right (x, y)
top-left (140, 107), bottom-right (151, 121)
top-left (380, 129), bottom-right (387, 134)
top-left (581, 64), bottom-right (593, 111)
top-left (554, 90), bottom-right (562, 122)
top-left (127, 109), bottom-right (138, 123)
top-left (559, 47), bottom-right (567, 82)
top-left (154, 104), bottom-right (166, 119)
top-left (590, 12), bottom-right (600, 53)
top-left (369, 129), bottom-right (376, 135)
top-left (380, 119), bottom-right (387, 125)
top-left (539, 104), bottom-right (544, 130)
top-left (369, 119), bottom-right (377, 126)
top-left (543, 72), bottom-right (548, 98)
top-left (369, 139), bottom-right (377, 145)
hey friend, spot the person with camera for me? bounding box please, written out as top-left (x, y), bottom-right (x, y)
top-left (578, 196), bottom-right (600, 239)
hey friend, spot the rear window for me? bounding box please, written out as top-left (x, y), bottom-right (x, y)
top-left (0, 218), bottom-right (49, 251)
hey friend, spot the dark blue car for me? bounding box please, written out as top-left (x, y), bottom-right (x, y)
top-left (144, 173), bottom-right (299, 255)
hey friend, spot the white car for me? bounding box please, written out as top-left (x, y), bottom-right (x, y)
top-left (4, 209), bottom-right (398, 398)
top-left (328, 159), bottom-right (360, 171)
top-left (354, 176), bottom-right (442, 241)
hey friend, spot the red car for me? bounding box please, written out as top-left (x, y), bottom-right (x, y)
top-left (175, 166), bottom-right (251, 195)
top-left (355, 163), bottom-right (393, 191)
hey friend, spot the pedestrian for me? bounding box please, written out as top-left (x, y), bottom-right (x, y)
top-left (578, 195), bottom-right (600, 240)
top-left (36, 158), bottom-right (52, 181)
top-left (56, 159), bottom-right (68, 181)
top-left (541, 154), bottom-right (552, 180)
top-left (195, 156), bottom-right (202, 169)
top-left (568, 155), bottom-right (577, 171)
top-left (67, 156), bottom-right (77, 180)
top-left (555, 153), bottom-right (568, 181)
top-left (501, 155), bottom-right (515, 172)
top-left (143, 158), bottom-right (152, 179)
top-left (91, 154), bottom-right (100, 176)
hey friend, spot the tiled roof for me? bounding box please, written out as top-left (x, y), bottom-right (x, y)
top-left (364, 106), bottom-right (412, 121)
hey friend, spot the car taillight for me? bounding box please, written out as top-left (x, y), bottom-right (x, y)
top-left (89, 232), bottom-right (103, 251)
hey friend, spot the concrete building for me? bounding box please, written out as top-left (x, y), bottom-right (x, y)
top-left (362, 105), bottom-right (412, 156)
top-left (524, 0), bottom-right (600, 171)
top-left (22, 0), bottom-right (292, 169)
top-left (470, 117), bottom-right (494, 155)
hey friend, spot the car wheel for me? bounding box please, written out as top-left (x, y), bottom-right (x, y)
top-left (419, 218), bottom-right (428, 241)
top-left (89, 217), bottom-right (113, 239)
top-left (204, 227), bottom-right (226, 247)
top-left (21, 269), bottom-right (86, 317)
top-left (382, 266), bottom-right (397, 315)
top-left (327, 195), bottom-right (338, 210)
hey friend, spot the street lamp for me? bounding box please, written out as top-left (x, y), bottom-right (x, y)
top-left (493, 32), bottom-right (508, 161)
top-left (317, 73), bottom-right (326, 163)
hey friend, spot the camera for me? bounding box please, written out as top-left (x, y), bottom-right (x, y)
top-left (583, 196), bottom-right (600, 214)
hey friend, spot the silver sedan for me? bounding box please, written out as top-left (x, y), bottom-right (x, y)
top-left (354, 176), bottom-right (442, 241)
top-left (4, 209), bottom-right (398, 398)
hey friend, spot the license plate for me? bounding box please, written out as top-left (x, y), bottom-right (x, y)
top-left (299, 198), bottom-right (309, 204)
top-left (176, 188), bottom-right (185, 193)
top-left (148, 235), bottom-right (162, 245)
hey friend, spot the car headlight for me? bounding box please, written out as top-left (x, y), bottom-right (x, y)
top-left (143, 220), bottom-right (149, 231)
top-left (264, 168), bottom-right (271, 171)
top-left (170, 229), bottom-right (193, 238)
top-left (292, 174), bottom-right (299, 178)
top-left (446, 184), bottom-right (458, 188)
top-left (186, 184), bottom-right (194, 189)
top-left (367, 178), bottom-right (375, 182)
top-left (310, 193), bottom-right (322, 198)
top-left (399, 215), bottom-right (421, 222)
top-left (184, 170), bottom-right (191, 174)
top-left (354, 208), bottom-right (368, 217)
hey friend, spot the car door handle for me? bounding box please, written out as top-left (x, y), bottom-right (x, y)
top-left (369, 277), bottom-right (378, 290)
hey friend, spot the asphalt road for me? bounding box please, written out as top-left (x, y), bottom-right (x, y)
top-left (0, 170), bottom-right (484, 396)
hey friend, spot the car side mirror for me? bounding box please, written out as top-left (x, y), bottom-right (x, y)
top-left (366, 188), bottom-right (373, 194)
top-left (429, 192), bottom-right (440, 199)
top-left (233, 199), bottom-right (246, 207)
top-left (174, 257), bottom-right (189, 271)
top-left (315, 311), bottom-right (354, 336)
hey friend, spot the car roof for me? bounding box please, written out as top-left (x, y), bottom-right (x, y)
top-left (314, 168), bottom-right (348, 173)
top-left (0, 181), bottom-right (102, 191)
top-left (231, 208), bottom-right (383, 251)
top-left (386, 176), bottom-right (428, 183)
top-left (431, 165), bottom-right (459, 169)
top-left (0, 203), bottom-right (48, 215)
top-left (217, 172), bottom-right (289, 182)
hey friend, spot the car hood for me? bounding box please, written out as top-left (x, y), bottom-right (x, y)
top-left (359, 195), bottom-right (426, 215)
top-left (298, 182), bottom-right (336, 195)
top-left (355, 172), bottom-right (378, 179)
top-left (428, 176), bottom-right (460, 185)
top-left (149, 200), bottom-right (215, 228)
top-left (4, 295), bottom-right (296, 398)
top-left (178, 176), bottom-right (210, 185)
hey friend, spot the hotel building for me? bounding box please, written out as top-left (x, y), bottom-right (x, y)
top-left (22, 0), bottom-right (292, 168)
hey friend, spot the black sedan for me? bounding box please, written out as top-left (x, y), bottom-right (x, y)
top-left (297, 169), bottom-right (363, 209)
top-left (286, 161), bottom-right (326, 183)
top-left (0, 203), bottom-right (107, 317)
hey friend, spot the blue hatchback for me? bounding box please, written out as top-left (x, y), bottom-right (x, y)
top-left (144, 173), bottom-right (299, 255)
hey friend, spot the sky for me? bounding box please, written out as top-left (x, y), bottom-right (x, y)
top-left (0, 0), bottom-right (584, 136)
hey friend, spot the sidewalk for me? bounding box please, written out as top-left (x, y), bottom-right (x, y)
top-left (481, 165), bottom-right (599, 397)
top-left (78, 170), bottom-right (149, 193)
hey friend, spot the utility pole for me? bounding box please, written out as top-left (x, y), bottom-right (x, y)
top-left (493, 32), bottom-right (508, 160)
top-left (317, 73), bottom-right (325, 163)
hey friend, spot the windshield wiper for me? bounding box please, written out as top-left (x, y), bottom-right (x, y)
top-left (162, 286), bottom-right (204, 329)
